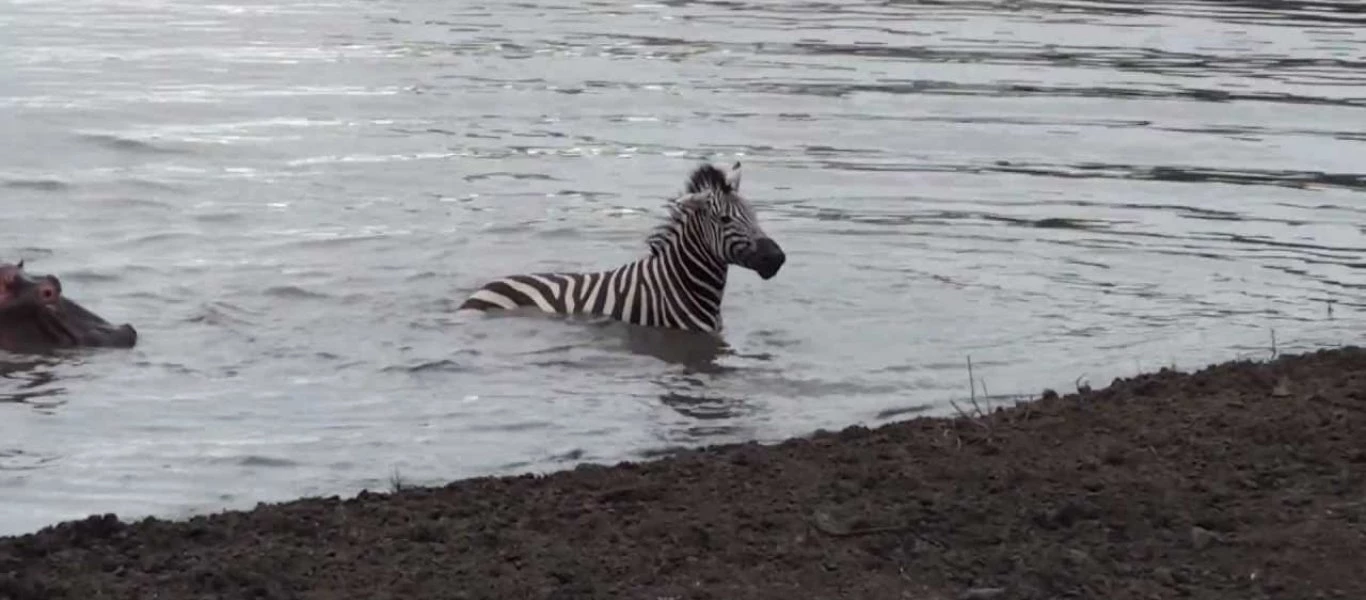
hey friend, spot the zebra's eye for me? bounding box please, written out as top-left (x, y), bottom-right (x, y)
top-left (719, 215), bottom-right (732, 225)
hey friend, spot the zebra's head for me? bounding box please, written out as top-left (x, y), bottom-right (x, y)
top-left (648, 162), bottom-right (786, 280)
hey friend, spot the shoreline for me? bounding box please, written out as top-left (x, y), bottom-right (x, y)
top-left (3, 346), bottom-right (1365, 599)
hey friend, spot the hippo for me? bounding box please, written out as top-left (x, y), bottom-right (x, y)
top-left (0, 261), bottom-right (137, 353)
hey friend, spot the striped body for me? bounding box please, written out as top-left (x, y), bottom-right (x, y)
top-left (459, 250), bottom-right (728, 331)
top-left (458, 162), bottom-right (784, 333)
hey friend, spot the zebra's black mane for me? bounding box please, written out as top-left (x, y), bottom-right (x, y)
top-left (685, 163), bottom-right (732, 195)
top-left (645, 164), bottom-right (732, 256)
top-left (645, 196), bottom-right (707, 256)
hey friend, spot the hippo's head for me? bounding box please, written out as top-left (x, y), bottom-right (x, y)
top-left (0, 261), bottom-right (137, 353)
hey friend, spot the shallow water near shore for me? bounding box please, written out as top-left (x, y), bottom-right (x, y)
top-left (2, 0), bottom-right (1364, 535)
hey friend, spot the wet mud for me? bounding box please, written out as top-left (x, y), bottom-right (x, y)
top-left (3, 347), bottom-right (1365, 600)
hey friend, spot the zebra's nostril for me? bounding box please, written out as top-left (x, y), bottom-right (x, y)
top-left (754, 237), bottom-right (784, 260)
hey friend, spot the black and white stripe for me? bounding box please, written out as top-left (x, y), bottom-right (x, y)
top-left (458, 162), bottom-right (786, 333)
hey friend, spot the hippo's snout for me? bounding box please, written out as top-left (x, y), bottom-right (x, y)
top-left (106, 323), bottom-right (138, 348)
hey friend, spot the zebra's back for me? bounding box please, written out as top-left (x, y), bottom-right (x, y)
top-left (458, 267), bottom-right (637, 313)
top-left (459, 272), bottom-right (577, 314)
top-left (457, 260), bottom-right (717, 331)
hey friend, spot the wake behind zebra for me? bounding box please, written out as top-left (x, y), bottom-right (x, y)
top-left (457, 162), bottom-right (786, 333)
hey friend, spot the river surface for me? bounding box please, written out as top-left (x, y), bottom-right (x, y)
top-left (2, 0), bottom-right (1364, 535)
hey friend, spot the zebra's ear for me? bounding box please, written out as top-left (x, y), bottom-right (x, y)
top-left (727, 161), bottom-right (742, 192)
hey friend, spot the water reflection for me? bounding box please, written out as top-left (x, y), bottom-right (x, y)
top-left (476, 310), bottom-right (734, 368)
top-left (658, 388), bottom-right (742, 421)
top-left (0, 353), bottom-right (67, 406)
top-left (626, 326), bottom-right (769, 439)
top-left (614, 322), bottom-right (731, 370)
top-left (655, 382), bottom-right (753, 440)
top-left (1039, 0), bottom-right (1366, 27)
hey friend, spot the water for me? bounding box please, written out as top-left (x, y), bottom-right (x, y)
top-left (2, 0), bottom-right (1364, 535)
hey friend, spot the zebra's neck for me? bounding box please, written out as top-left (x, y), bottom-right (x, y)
top-left (654, 241), bottom-right (729, 329)
top-left (570, 243), bottom-right (729, 332)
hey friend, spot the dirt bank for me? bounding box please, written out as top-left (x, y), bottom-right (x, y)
top-left (3, 347), bottom-right (1365, 600)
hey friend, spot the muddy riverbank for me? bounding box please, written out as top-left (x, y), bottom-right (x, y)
top-left (3, 346), bottom-right (1365, 600)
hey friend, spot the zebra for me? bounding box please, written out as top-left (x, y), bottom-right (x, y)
top-left (457, 161), bottom-right (786, 332)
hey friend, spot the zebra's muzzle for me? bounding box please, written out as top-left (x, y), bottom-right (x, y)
top-left (745, 237), bottom-right (786, 280)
